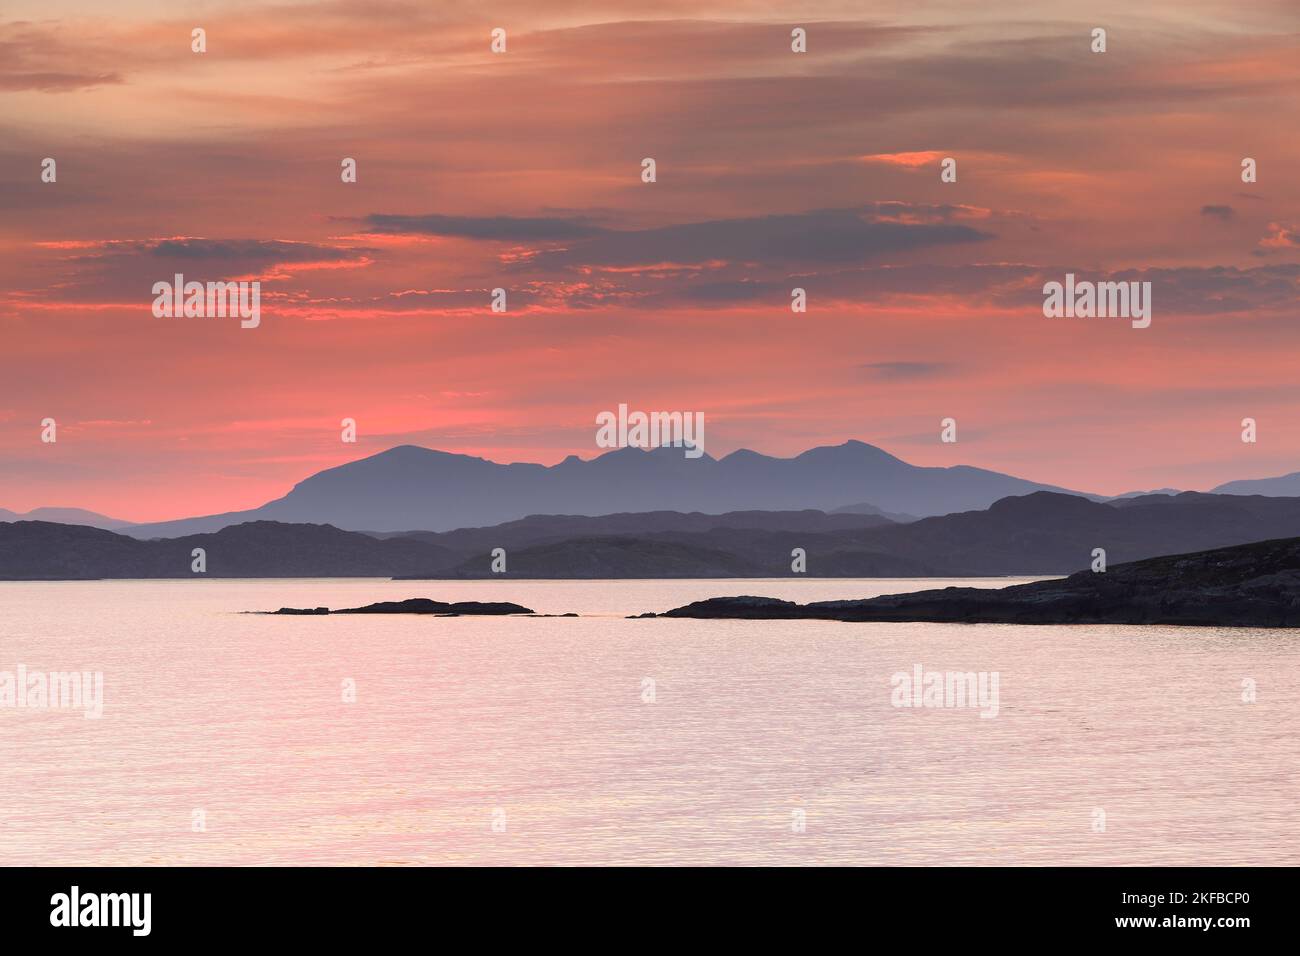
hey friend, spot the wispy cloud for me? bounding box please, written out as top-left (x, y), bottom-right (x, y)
top-left (859, 361), bottom-right (951, 380)
top-left (526, 207), bottom-right (995, 270)
top-left (361, 213), bottom-right (607, 241)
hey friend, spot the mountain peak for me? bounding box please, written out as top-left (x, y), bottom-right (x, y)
top-left (371, 444), bottom-right (461, 461)
top-left (794, 440), bottom-right (905, 465)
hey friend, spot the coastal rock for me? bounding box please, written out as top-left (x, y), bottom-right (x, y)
top-left (653, 537), bottom-right (1300, 628)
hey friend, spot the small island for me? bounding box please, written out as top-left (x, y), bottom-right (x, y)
top-left (269, 598), bottom-right (535, 616)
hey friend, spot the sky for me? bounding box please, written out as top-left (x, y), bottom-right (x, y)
top-left (2, 0), bottom-right (1298, 521)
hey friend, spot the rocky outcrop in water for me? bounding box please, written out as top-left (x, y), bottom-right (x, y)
top-left (271, 598), bottom-right (534, 615)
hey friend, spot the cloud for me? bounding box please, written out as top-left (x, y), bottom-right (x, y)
top-left (145, 238), bottom-right (374, 264)
top-left (527, 207), bottom-right (995, 270)
top-left (0, 23), bottom-right (125, 92)
top-left (0, 71), bottom-right (122, 92)
top-left (12, 237), bottom-right (378, 307)
top-left (859, 361), bottom-right (951, 380)
top-left (360, 213), bottom-right (607, 241)
top-left (39, 237), bottom-right (376, 266)
top-left (1200, 205), bottom-right (1235, 221)
top-left (1255, 221), bottom-right (1299, 253)
top-left (858, 151), bottom-right (947, 168)
top-left (585, 261), bottom-right (1300, 315)
top-left (556, 261), bottom-right (1039, 311)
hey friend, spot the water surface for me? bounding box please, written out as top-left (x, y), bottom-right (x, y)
top-left (1, 578), bottom-right (1294, 865)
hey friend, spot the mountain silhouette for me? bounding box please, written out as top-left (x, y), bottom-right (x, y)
top-left (14, 490), bottom-right (1300, 579)
top-left (0, 507), bottom-right (133, 530)
top-left (0, 520), bottom-right (458, 579)
top-left (1213, 470), bottom-right (1300, 496)
top-left (121, 440), bottom-right (1091, 537)
top-left (403, 490), bottom-right (1300, 577)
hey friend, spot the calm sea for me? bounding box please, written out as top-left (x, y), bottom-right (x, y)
top-left (1, 578), bottom-right (1295, 865)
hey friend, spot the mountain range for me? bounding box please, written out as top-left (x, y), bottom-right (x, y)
top-left (6, 441), bottom-right (1300, 541)
top-left (114, 440), bottom-right (1091, 537)
top-left (11, 489), bottom-right (1300, 579)
top-left (409, 490), bottom-right (1300, 578)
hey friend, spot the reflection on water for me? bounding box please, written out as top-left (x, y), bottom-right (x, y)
top-left (0, 578), bottom-right (1295, 865)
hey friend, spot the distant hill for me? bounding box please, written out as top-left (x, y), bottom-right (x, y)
top-left (0, 507), bottom-right (133, 530)
top-left (403, 491), bottom-right (1300, 578)
top-left (120, 440), bottom-right (1092, 537)
top-left (375, 508), bottom-right (894, 550)
top-left (828, 502), bottom-right (918, 522)
top-left (846, 490), bottom-right (1300, 574)
top-left (430, 536), bottom-right (772, 579)
top-left (1103, 488), bottom-right (1180, 500)
top-left (1213, 471), bottom-right (1300, 497)
top-left (1, 510), bottom-right (902, 580)
top-left (0, 520), bottom-right (458, 579)
top-left (405, 530), bottom-right (945, 579)
top-left (16, 491), bottom-right (1300, 579)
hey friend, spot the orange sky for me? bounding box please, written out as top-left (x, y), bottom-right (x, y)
top-left (2, 0), bottom-right (1299, 521)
